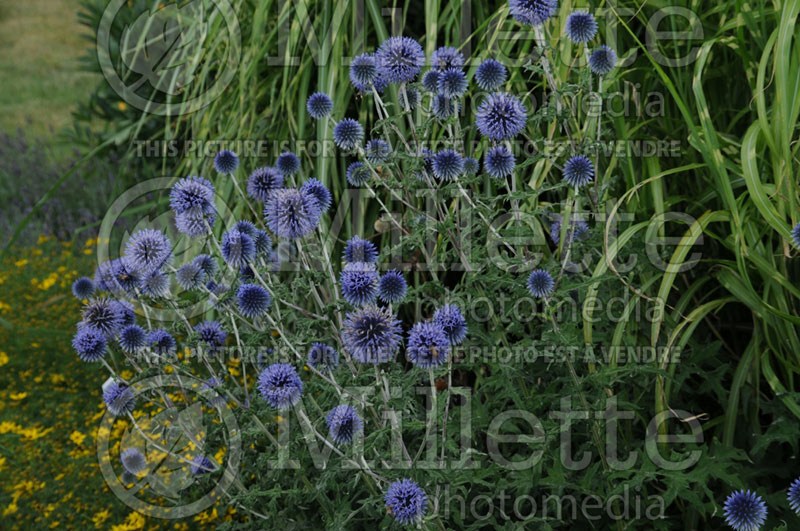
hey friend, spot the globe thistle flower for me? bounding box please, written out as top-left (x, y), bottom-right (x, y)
top-left (563, 155), bottom-right (594, 188)
top-left (237, 283), bottom-right (271, 318)
top-left (377, 36), bottom-right (425, 83)
top-left (432, 94), bottom-right (459, 120)
top-left (589, 45), bottom-right (617, 75)
top-left (103, 381), bottom-right (136, 417)
top-left (403, 88), bottom-right (420, 110)
top-left (340, 262), bottom-right (379, 306)
top-left (431, 46), bottom-right (464, 71)
top-left (333, 118), bottom-right (364, 151)
top-left (433, 304), bottom-right (467, 345)
top-left (118, 325), bottom-right (146, 353)
top-left (239, 265), bottom-right (255, 282)
top-left (342, 305), bottom-right (402, 363)
top-left (256, 347), bottom-right (274, 371)
top-left (437, 68), bottom-right (468, 98)
top-left (95, 258), bottom-right (140, 296)
top-left (365, 139), bottom-right (391, 165)
top-left (221, 229), bottom-right (256, 268)
top-left (406, 321), bottom-right (450, 368)
top-left (175, 207), bottom-right (215, 237)
top-left (194, 321), bottom-right (226, 349)
top-left (147, 329), bottom-right (176, 355)
top-left (792, 222), bottom-right (800, 249)
top-left (201, 377), bottom-right (227, 408)
top-left (112, 300), bottom-right (136, 327)
top-left (307, 343), bottom-right (339, 371)
top-left (346, 162), bottom-right (370, 187)
top-left (378, 270), bottom-right (407, 303)
top-left (723, 490), bottom-right (767, 531)
top-left (214, 149), bottom-right (239, 174)
top-left (253, 230), bottom-right (272, 256)
top-left (120, 448), bottom-right (146, 475)
top-left (192, 254), bottom-right (218, 276)
top-left (565, 11), bottom-right (598, 43)
top-left (176, 263), bottom-right (206, 290)
top-left (527, 269), bottom-right (554, 298)
top-left (343, 236), bottom-right (378, 263)
top-left (476, 92), bottom-right (527, 141)
top-left (550, 217), bottom-right (590, 244)
top-left (190, 455), bottom-right (214, 475)
top-left (422, 70), bottom-right (440, 93)
top-left (170, 176), bottom-right (215, 214)
top-left (138, 270), bottom-right (170, 298)
top-left (232, 219), bottom-right (257, 236)
top-left (265, 188), bottom-right (322, 239)
top-left (475, 59), bottom-right (507, 91)
top-left (350, 52), bottom-right (378, 88)
top-left (247, 167), bottom-right (284, 202)
top-left (257, 363), bottom-right (303, 410)
top-left (81, 297), bottom-right (123, 336)
top-left (484, 145), bottom-right (516, 179)
top-left (276, 152), bottom-right (300, 176)
top-left (326, 405), bottom-right (363, 445)
top-left (385, 478), bottom-right (428, 525)
top-left (301, 178), bottom-right (332, 211)
top-left (432, 149), bottom-right (463, 181)
top-left (72, 327), bottom-right (107, 362)
top-left (72, 277), bottom-right (95, 299)
top-left (788, 477), bottom-right (800, 514)
top-left (462, 157), bottom-right (479, 176)
top-left (124, 229), bottom-right (172, 275)
top-left (508, 0), bottom-right (558, 27)
top-left (306, 92), bottom-right (333, 119)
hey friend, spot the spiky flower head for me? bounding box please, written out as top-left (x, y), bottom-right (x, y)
top-left (485, 145), bottom-right (516, 179)
top-left (174, 206), bottom-right (214, 237)
top-left (385, 479), bottom-right (428, 525)
top-left (589, 45), bottom-right (617, 75)
top-left (563, 154), bottom-right (594, 188)
top-left (791, 222), bottom-right (800, 249)
top-left (723, 490), bottom-right (767, 531)
top-left (139, 270), bottom-right (170, 298)
top-left (221, 229), bottom-right (256, 268)
top-left (301, 178), bottom-right (332, 211)
top-left (432, 94), bottom-right (459, 120)
top-left (73, 327), bottom-right (107, 362)
top-left (94, 258), bottom-right (141, 296)
top-left (508, 0), bottom-right (558, 27)
top-left (340, 262), bottom-right (379, 306)
top-left (121, 448), bottom-right (147, 475)
top-left (326, 405), bottom-right (363, 445)
top-left (378, 270), bottom-right (407, 304)
top-left (306, 92), bottom-right (333, 119)
top-left (407, 321), bottom-right (450, 368)
top-left (334, 118), bottom-right (365, 151)
top-left (346, 162), bottom-right (370, 187)
top-left (192, 254), bottom-right (218, 276)
top-left (365, 139), bottom-right (391, 165)
top-left (550, 217), bottom-right (590, 244)
top-left (214, 149), bottom-right (239, 174)
top-left (307, 343), bottom-right (339, 371)
top-left (147, 329), bottom-right (176, 355)
top-left (432, 149), bottom-right (463, 181)
top-left (237, 283), bottom-right (271, 318)
top-left (350, 53), bottom-right (378, 88)
top-left (72, 277), bottom-right (95, 299)
top-left (247, 167), bottom-right (284, 202)
top-left (475, 59), bottom-right (507, 91)
top-left (265, 188), bottom-right (322, 239)
top-left (200, 377), bottom-right (227, 408)
top-left (476, 92), bottom-right (527, 141)
top-left (80, 297), bottom-right (122, 336)
top-left (342, 305), bottom-right (403, 364)
top-left (422, 70), bottom-right (440, 93)
top-left (431, 46), bottom-right (464, 71)
top-left (170, 176), bottom-right (215, 214)
top-left (190, 455), bottom-right (214, 475)
top-left (276, 152), bottom-right (300, 176)
top-left (194, 321), bottom-right (226, 349)
top-left (565, 11), bottom-right (598, 43)
top-left (343, 236), bottom-right (378, 263)
top-left (403, 88), bottom-right (420, 110)
top-left (788, 477), bottom-right (800, 514)
top-left (176, 262), bottom-right (206, 290)
top-left (124, 229), bottom-right (172, 275)
top-left (103, 381), bottom-right (136, 417)
top-left (527, 269), bottom-right (554, 298)
top-left (257, 363), bottom-right (303, 410)
top-left (118, 325), bottom-right (147, 353)
top-left (112, 300), bottom-right (135, 327)
top-left (462, 157), bottom-right (479, 175)
top-left (437, 68), bottom-right (468, 98)
top-left (377, 36), bottom-right (425, 83)
top-left (433, 304), bottom-right (467, 345)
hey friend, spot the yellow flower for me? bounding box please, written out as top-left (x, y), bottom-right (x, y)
top-left (111, 511), bottom-right (146, 530)
top-left (14, 259), bottom-right (28, 267)
top-left (0, 301), bottom-right (10, 313)
top-left (93, 509), bottom-right (112, 528)
top-left (70, 430), bottom-right (87, 446)
top-left (2, 503), bottom-right (18, 517)
top-left (0, 456), bottom-right (6, 471)
top-left (0, 352), bottom-right (8, 367)
top-left (9, 392), bottom-right (27, 401)
top-left (117, 101), bottom-right (128, 112)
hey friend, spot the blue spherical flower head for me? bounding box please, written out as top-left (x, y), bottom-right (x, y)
top-left (239, 265), bottom-right (255, 282)
top-left (566, 11), bottom-right (598, 43)
top-left (462, 157), bottom-right (479, 176)
top-left (306, 92), bottom-right (333, 119)
top-left (121, 448), bottom-right (146, 475)
top-left (343, 236), bottom-right (378, 263)
top-left (365, 139), bottom-right (391, 165)
top-left (124, 228), bottom-right (172, 275)
top-left (432, 149), bottom-right (463, 181)
top-left (377, 36), bottom-right (425, 83)
top-left (176, 262), bottom-right (206, 290)
top-left (403, 88), bottom-right (420, 110)
top-left (221, 229), bottom-right (256, 268)
top-left (527, 269), bottom-right (554, 298)
top-left (95, 258), bottom-right (141, 296)
top-left (476, 92), bottom-right (527, 141)
top-left (247, 167), bottom-right (284, 202)
top-left (431, 46), bottom-right (464, 71)
top-left (139, 270), bottom-right (170, 298)
top-left (253, 230), bottom-right (272, 257)
top-left (326, 405), bottom-right (363, 445)
top-left (119, 325), bottom-right (147, 353)
top-left (791, 222), bottom-right (800, 249)
top-left (81, 297), bottom-right (123, 336)
top-left (257, 363), bottom-right (303, 410)
top-left (201, 377), bottom-right (227, 408)
top-left (550, 217), bottom-right (589, 244)
top-left (195, 320), bottom-right (226, 350)
top-left (214, 149), bottom-right (239, 174)
top-left (509, 0), bottom-right (558, 27)
top-left (563, 155), bottom-right (594, 188)
top-left (342, 305), bottom-right (403, 364)
top-left (192, 254), bottom-right (218, 276)
top-left (237, 283), bottom-right (271, 318)
top-left (301, 178), bottom-right (332, 211)
top-left (589, 45), bottom-right (617, 75)
top-left (437, 68), bottom-right (468, 98)
top-left (103, 381), bottom-right (136, 417)
top-left (265, 188), bottom-right (322, 239)
top-left (433, 304), bottom-right (467, 345)
top-left (175, 206), bottom-right (215, 237)
top-left (233, 219), bottom-right (257, 236)
top-left (72, 277), bottom-right (95, 299)
top-left (485, 145), bottom-right (516, 179)
top-left (334, 118), bottom-right (364, 151)
top-left (340, 262), bottom-right (379, 306)
top-left (723, 490), bottom-right (767, 531)
top-left (788, 477), bottom-right (800, 514)
top-left (385, 478), bottom-right (428, 525)
top-left (170, 176), bottom-right (215, 214)
top-left (307, 343), bottom-right (339, 371)
top-left (422, 70), bottom-right (440, 93)
top-left (276, 152), bottom-right (300, 176)
top-left (475, 59), bottom-right (507, 91)
top-left (190, 455), bottom-right (214, 475)
top-left (378, 270), bottom-right (407, 303)
top-left (346, 162), bottom-right (370, 187)
top-left (147, 329), bottom-right (176, 356)
top-left (73, 327), bottom-right (107, 362)
top-left (112, 300), bottom-right (136, 327)
top-left (432, 94), bottom-right (459, 120)
top-left (407, 321), bottom-right (450, 368)
top-left (350, 52), bottom-right (378, 88)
